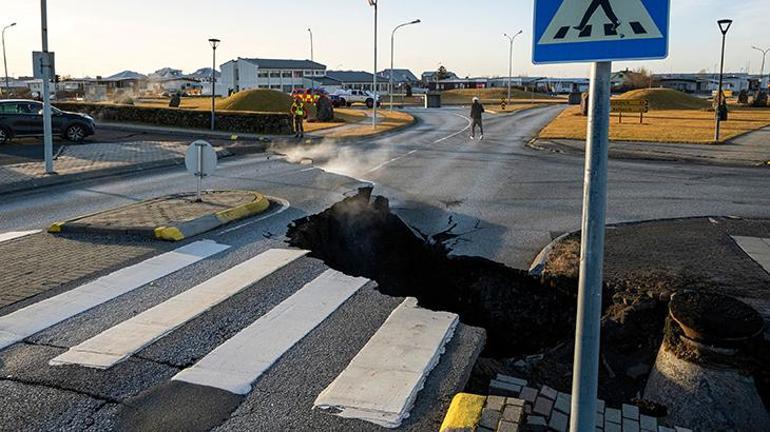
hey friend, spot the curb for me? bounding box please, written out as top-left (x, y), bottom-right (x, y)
top-left (439, 393), bottom-right (486, 432)
top-left (49, 191), bottom-right (271, 242)
top-left (528, 231), bottom-right (575, 277)
top-left (322, 111), bottom-right (419, 143)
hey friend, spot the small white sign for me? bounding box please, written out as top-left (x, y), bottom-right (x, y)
top-left (185, 140), bottom-right (217, 177)
top-left (32, 51), bottom-right (55, 79)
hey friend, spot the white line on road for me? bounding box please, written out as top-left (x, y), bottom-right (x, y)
top-left (314, 297), bottom-right (458, 428)
top-left (49, 248), bottom-right (308, 369)
top-left (172, 269), bottom-right (369, 395)
top-left (433, 113), bottom-right (472, 144)
top-left (0, 230), bottom-right (41, 244)
top-left (216, 196), bottom-right (291, 235)
top-left (363, 150), bottom-right (418, 175)
top-left (0, 240), bottom-right (230, 351)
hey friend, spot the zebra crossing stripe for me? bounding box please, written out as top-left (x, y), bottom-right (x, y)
top-left (0, 240), bottom-right (230, 351)
top-left (314, 298), bottom-right (459, 428)
top-left (49, 248), bottom-right (309, 369)
top-left (0, 230), bottom-right (40, 243)
top-left (171, 269), bottom-right (369, 395)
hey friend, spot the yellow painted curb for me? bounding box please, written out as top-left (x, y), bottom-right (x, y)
top-left (439, 393), bottom-right (487, 432)
top-left (215, 193), bottom-right (270, 223)
top-left (48, 222), bottom-right (64, 233)
top-left (154, 226), bottom-right (185, 241)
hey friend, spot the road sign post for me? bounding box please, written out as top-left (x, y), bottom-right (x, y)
top-left (533, 1), bottom-right (669, 431)
top-left (185, 140), bottom-right (218, 202)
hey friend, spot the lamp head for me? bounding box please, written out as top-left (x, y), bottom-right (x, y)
top-left (411, 19), bottom-right (421, 24)
top-left (10, 23), bottom-right (16, 27)
top-left (717, 19), bottom-right (733, 35)
top-left (367, 0), bottom-right (376, 6)
top-left (209, 38), bottom-right (221, 49)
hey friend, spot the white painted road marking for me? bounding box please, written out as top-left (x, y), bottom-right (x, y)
top-left (732, 236), bottom-right (770, 273)
top-left (0, 240), bottom-right (230, 351)
top-left (433, 113), bottom-right (472, 144)
top-left (314, 297), bottom-right (458, 428)
top-left (50, 248), bottom-right (308, 369)
top-left (0, 230), bottom-right (41, 243)
top-left (172, 269), bottom-right (369, 395)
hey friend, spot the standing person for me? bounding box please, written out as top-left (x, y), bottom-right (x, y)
top-left (574, 0), bottom-right (620, 32)
top-left (290, 97), bottom-right (306, 138)
top-left (470, 97), bottom-right (485, 140)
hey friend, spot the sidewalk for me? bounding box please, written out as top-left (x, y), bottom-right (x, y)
top-left (529, 126), bottom-right (770, 167)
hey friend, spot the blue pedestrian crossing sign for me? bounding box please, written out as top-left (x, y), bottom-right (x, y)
top-left (533, 0), bottom-right (670, 64)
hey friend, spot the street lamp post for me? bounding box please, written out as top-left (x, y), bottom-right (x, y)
top-left (715, 19), bottom-right (732, 143)
top-left (504, 30), bottom-right (523, 104)
top-left (40, 0), bottom-right (54, 174)
top-left (367, 0), bottom-right (378, 128)
top-left (2, 22), bottom-right (16, 95)
top-left (307, 28), bottom-right (314, 62)
top-left (389, 19), bottom-right (420, 111)
top-left (208, 38), bottom-right (220, 131)
top-left (752, 46), bottom-right (769, 91)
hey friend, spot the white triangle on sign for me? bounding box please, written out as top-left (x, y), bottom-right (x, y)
top-left (539, 0), bottom-right (662, 45)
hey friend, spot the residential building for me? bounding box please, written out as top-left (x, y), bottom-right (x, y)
top-left (421, 70), bottom-right (459, 84)
top-left (220, 58), bottom-right (326, 95)
top-left (324, 71), bottom-right (387, 92)
top-left (654, 73), bottom-right (751, 95)
top-left (378, 69), bottom-right (418, 85)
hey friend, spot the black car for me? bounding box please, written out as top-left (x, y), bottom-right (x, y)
top-left (0, 99), bottom-right (96, 144)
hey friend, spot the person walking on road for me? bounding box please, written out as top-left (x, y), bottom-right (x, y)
top-left (574, 0), bottom-right (620, 32)
top-left (470, 97), bottom-right (485, 140)
top-left (290, 97), bottom-right (306, 138)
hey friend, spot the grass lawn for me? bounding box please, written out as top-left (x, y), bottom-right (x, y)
top-left (539, 105), bottom-right (770, 144)
top-left (441, 88), bottom-right (562, 105)
top-left (322, 110), bottom-right (414, 139)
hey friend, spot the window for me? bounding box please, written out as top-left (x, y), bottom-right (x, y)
top-left (293, 71), bottom-right (303, 78)
top-left (269, 72), bottom-right (280, 78)
top-left (282, 71), bottom-right (292, 78)
top-left (270, 84), bottom-right (281, 89)
top-left (258, 71), bottom-right (269, 78)
top-left (315, 70), bottom-right (324, 76)
top-left (282, 85), bottom-right (293, 93)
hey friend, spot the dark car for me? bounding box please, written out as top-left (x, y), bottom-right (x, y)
top-left (329, 94), bottom-right (346, 108)
top-left (0, 99), bottom-right (96, 144)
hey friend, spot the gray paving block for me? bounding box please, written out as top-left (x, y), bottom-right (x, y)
top-left (502, 405), bottom-right (523, 423)
top-left (477, 427), bottom-right (495, 432)
top-left (540, 385), bottom-right (558, 400)
top-left (657, 427), bottom-right (675, 432)
top-left (520, 386), bottom-right (538, 403)
top-left (489, 379), bottom-right (522, 396)
top-left (554, 392), bottom-right (571, 414)
top-left (497, 420), bottom-right (520, 432)
top-left (496, 374), bottom-right (528, 387)
top-left (597, 399), bottom-right (605, 413)
top-left (640, 414), bottom-right (657, 431)
top-left (486, 395), bottom-right (506, 411)
top-left (527, 415), bottom-right (547, 426)
top-left (623, 418), bottom-right (640, 432)
top-left (673, 428), bottom-right (692, 432)
top-left (622, 404), bottom-right (639, 420)
top-left (505, 397), bottom-right (525, 407)
top-left (533, 396), bottom-right (554, 417)
top-left (605, 407), bottom-right (622, 424)
top-left (605, 421), bottom-right (622, 432)
top-left (549, 410), bottom-right (569, 432)
top-left (479, 408), bottom-right (502, 430)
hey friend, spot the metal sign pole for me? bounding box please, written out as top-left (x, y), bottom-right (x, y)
top-left (40, 0), bottom-right (54, 174)
top-left (569, 60), bottom-right (611, 432)
top-left (196, 142), bottom-right (203, 202)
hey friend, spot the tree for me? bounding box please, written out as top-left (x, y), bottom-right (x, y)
top-left (437, 65), bottom-right (449, 81)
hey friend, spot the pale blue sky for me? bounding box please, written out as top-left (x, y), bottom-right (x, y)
top-left (2, 0), bottom-right (768, 79)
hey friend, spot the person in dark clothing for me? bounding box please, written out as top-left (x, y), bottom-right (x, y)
top-left (574, 0), bottom-right (620, 31)
top-left (469, 97), bottom-right (485, 140)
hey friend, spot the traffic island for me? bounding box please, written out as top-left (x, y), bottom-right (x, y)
top-left (48, 190), bottom-right (271, 241)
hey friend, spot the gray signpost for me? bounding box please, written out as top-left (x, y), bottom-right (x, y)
top-left (185, 140), bottom-right (218, 202)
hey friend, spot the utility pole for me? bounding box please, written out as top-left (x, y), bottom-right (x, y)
top-left (2, 23), bottom-right (16, 95)
top-left (752, 45), bottom-right (769, 90)
top-left (208, 38), bottom-right (220, 131)
top-left (307, 28), bottom-right (314, 62)
top-left (390, 19), bottom-right (421, 111)
top-left (715, 19), bottom-right (733, 143)
top-left (40, 0), bottom-right (54, 174)
top-left (367, 0), bottom-right (378, 128)
top-left (504, 30), bottom-right (522, 104)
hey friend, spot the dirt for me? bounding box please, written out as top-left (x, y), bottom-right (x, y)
top-left (669, 291), bottom-right (765, 342)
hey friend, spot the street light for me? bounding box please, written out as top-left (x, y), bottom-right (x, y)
top-left (2, 22), bottom-right (16, 95)
top-left (752, 45), bottom-right (769, 91)
top-left (307, 28), bottom-right (314, 62)
top-left (208, 38), bottom-right (220, 131)
top-left (389, 19), bottom-right (421, 111)
top-left (367, 0), bottom-right (378, 128)
top-left (714, 19), bottom-right (732, 143)
top-left (504, 30), bottom-right (523, 104)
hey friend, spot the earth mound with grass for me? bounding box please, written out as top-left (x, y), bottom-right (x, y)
top-left (216, 89), bottom-right (295, 113)
top-left (618, 88), bottom-right (710, 110)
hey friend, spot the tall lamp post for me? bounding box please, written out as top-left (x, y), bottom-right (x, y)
top-left (714, 19), bottom-right (732, 143)
top-left (389, 19), bottom-right (421, 111)
top-left (367, 0), bottom-right (378, 128)
top-left (2, 22), bottom-right (16, 95)
top-left (504, 30), bottom-right (523, 104)
top-left (307, 28), bottom-right (314, 62)
top-left (752, 45), bottom-right (769, 91)
top-left (208, 38), bottom-right (220, 131)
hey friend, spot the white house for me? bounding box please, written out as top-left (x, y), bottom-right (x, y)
top-left (220, 58), bottom-right (326, 95)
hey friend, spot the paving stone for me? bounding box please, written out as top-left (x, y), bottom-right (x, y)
top-left (524, 404), bottom-right (532, 414)
top-left (623, 418), bottom-right (640, 432)
top-left (549, 410), bottom-right (569, 432)
top-left (527, 415), bottom-right (547, 426)
top-left (497, 420), bottom-right (520, 432)
top-left (486, 395), bottom-right (506, 411)
top-left (505, 397), bottom-right (525, 407)
top-left (622, 404), bottom-right (639, 420)
top-left (604, 421), bottom-right (621, 432)
top-left (657, 427), bottom-right (675, 432)
top-left (489, 379), bottom-right (522, 396)
top-left (496, 374), bottom-right (528, 387)
top-left (673, 428), bottom-right (692, 432)
top-left (533, 396), bottom-right (554, 417)
top-left (520, 386), bottom-right (538, 403)
top-left (639, 415), bottom-right (657, 431)
top-left (596, 413), bottom-right (604, 428)
top-left (540, 385), bottom-right (558, 400)
top-left (554, 392), bottom-right (571, 414)
top-left (605, 408), bottom-right (622, 424)
top-left (597, 399), bottom-right (606, 413)
top-left (502, 405), bottom-right (523, 423)
top-left (479, 408), bottom-right (502, 430)
top-left (477, 427), bottom-right (494, 432)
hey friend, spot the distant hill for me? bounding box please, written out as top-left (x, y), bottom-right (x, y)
top-left (190, 68), bottom-right (221, 79)
top-left (618, 88), bottom-right (710, 110)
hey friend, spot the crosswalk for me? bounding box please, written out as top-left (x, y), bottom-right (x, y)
top-left (0, 242), bottom-right (462, 430)
top-left (0, 229), bottom-right (41, 243)
top-left (552, 21), bottom-right (649, 40)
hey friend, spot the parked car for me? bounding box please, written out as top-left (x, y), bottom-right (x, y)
top-left (329, 94), bottom-right (346, 108)
top-left (0, 99), bottom-right (96, 144)
top-left (331, 89), bottom-right (382, 108)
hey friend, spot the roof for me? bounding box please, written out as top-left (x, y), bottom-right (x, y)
top-left (189, 67), bottom-right (221, 79)
top-left (105, 70), bottom-right (148, 81)
top-left (378, 69), bottom-right (418, 82)
top-left (326, 71), bottom-right (376, 83)
top-left (307, 76), bottom-right (343, 86)
top-left (240, 58), bottom-right (326, 70)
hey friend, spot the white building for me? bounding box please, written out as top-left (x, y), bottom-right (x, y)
top-left (220, 58), bottom-right (326, 95)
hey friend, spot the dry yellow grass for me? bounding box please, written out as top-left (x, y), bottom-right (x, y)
top-left (442, 88), bottom-right (560, 105)
top-left (617, 88), bottom-right (710, 110)
top-left (539, 105), bottom-right (770, 143)
top-left (323, 110), bottom-right (414, 139)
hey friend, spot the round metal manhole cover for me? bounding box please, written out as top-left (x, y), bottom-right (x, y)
top-left (669, 291), bottom-right (765, 345)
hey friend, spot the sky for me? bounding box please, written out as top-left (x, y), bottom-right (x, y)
top-left (2, 0), bottom-right (768, 80)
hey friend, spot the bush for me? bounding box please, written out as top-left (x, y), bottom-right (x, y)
top-left (114, 95), bottom-right (134, 105)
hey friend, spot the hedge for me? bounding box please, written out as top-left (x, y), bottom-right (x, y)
top-left (53, 102), bottom-right (293, 135)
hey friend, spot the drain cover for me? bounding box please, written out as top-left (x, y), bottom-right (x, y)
top-left (669, 291), bottom-right (764, 345)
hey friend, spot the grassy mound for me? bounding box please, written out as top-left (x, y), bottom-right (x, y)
top-left (216, 89), bottom-right (295, 113)
top-left (618, 88), bottom-right (710, 110)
